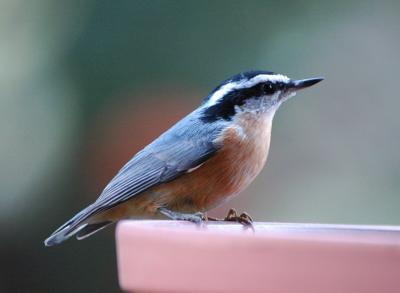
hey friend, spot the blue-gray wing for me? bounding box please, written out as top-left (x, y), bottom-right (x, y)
top-left (91, 110), bottom-right (226, 212)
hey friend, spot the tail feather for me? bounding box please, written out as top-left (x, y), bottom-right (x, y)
top-left (44, 205), bottom-right (98, 246)
top-left (76, 221), bottom-right (113, 240)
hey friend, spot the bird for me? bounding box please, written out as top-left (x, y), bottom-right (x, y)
top-left (44, 70), bottom-right (323, 246)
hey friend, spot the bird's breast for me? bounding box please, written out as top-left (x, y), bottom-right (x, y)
top-left (210, 110), bottom-right (274, 198)
top-left (155, 110), bottom-right (275, 212)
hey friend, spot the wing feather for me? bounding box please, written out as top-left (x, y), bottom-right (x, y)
top-left (90, 111), bottom-right (226, 213)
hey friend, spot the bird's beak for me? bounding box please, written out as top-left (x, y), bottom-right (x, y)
top-left (280, 77), bottom-right (323, 102)
top-left (290, 77), bottom-right (324, 90)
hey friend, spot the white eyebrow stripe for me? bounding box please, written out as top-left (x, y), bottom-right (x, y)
top-left (205, 74), bottom-right (290, 106)
top-left (205, 82), bottom-right (242, 107)
top-left (248, 74), bottom-right (290, 85)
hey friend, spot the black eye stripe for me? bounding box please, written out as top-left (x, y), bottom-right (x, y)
top-left (201, 82), bottom-right (279, 123)
top-left (263, 83), bottom-right (276, 95)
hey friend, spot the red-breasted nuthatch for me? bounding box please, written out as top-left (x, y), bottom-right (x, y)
top-left (45, 70), bottom-right (323, 246)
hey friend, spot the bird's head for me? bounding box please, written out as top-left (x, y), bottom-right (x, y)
top-left (200, 70), bottom-right (323, 122)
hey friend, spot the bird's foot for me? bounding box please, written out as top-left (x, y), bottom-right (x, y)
top-left (159, 207), bottom-right (253, 229)
top-left (206, 208), bottom-right (254, 228)
top-left (158, 207), bottom-right (205, 224)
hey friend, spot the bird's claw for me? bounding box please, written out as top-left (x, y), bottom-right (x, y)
top-left (224, 208), bottom-right (253, 226)
top-left (192, 212), bottom-right (207, 223)
top-left (205, 208), bottom-right (254, 228)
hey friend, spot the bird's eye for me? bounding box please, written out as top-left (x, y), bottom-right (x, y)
top-left (263, 83), bottom-right (276, 95)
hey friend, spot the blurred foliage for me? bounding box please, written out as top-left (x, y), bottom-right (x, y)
top-left (1, 0), bottom-right (399, 292)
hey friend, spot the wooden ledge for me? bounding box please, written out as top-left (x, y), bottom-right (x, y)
top-left (116, 221), bottom-right (400, 293)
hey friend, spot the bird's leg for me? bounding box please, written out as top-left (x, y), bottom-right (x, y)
top-left (206, 208), bottom-right (254, 227)
top-left (158, 207), bottom-right (205, 224)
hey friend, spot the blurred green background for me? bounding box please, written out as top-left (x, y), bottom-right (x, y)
top-left (1, 0), bottom-right (399, 292)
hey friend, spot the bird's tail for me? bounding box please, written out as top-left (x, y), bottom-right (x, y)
top-left (44, 205), bottom-right (112, 246)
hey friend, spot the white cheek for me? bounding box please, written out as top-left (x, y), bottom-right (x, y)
top-left (287, 91), bottom-right (297, 99)
top-left (281, 91), bottom-right (297, 103)
top-left (272, 91), bottom-right (281, 102)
